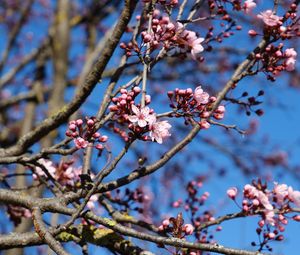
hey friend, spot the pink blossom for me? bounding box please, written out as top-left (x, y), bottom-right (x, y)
top-left (33, 159), bottom-right (56, 180)
top-left (199, 120), bottom-right (210, 129)
top-left (243, 184), bottom-right (258, 198)
top-left (74, 137), bottom-right (88, 149)
top-left (215, 105), bottom-right (226, 114)
top-left (190, 37), bottom-right (205, 59)
top-left (285, 57), bottom-right (296, 71)
top-left (257, 191), bottom-right (273, 210)
top-left (265, 210), bottom-right (275, 225)
top-left (227, 187), bottom-right (238, 199)
top-left (149, 120), bottom-right (172, 144)
top-left (273, 183), bottom-right (288, 205)
top-left (257, 10), bottom-right (281, 27)
top-left (177, 24), bottom-right (205, 60)
top-left (288, 187), bottom-right (300, 207)
top-left (285, 48), bottom-right (297, 58)
top-left (87, 195), bottom-right (98, 210)
top-left (194, 86), bottom-right (209, 105)
top-left (183, 224), bottom-right (194, 235)
top-left (128, 105), bottom-right (155, 127)
top-left (243, 0), bottom-right (256, 14)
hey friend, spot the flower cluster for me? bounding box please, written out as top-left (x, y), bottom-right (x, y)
top-left (32, 159), bottom-right (99, 209)
top-left (257, 10), bottom-right (282, 27)
top-left (158, 213), bottom-right (194, 237)
top-left (228, 180), bottom-right (300, 247)
top-left (33, 159), bottom-right (82, 186)
top-left (172, 180), bottom-right (220, 244)
top-left (109, 87), bottom-right (171, 144)
top-left (168, 86), bottom-right (226, 129)
top-left (254, 45), bottom-right (297, 80)
top-left (66, 117), bottom-right (108, 150)
top-left (121, 11), bottom-right (205, 61)
top-left (249, 4), bottom-right (299, 39)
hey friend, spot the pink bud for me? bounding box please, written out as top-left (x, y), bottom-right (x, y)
top-left (213, 113), bottom-right (224, 120)
top-left (143, 33), bottom-right (152, 43)
top-left (173, 201), bottom-right (180, 207)
top-left (95, 144), bottom-right (104, 150)
top-left (133, 86), bottom-right (141, 94)
top-left (293, 215), bottom-right (300, 222)
top-left (248, 29), bottom-right (257, 36)
top-left (258, 220), bottom-right (265, 228)
top-left (199, 120), bottom-right (210, 129)
top-left (99, 135), bottom-right (108, 142)
top-left (268, 232), bottom-right (276, 239)
top-left (183, 224), bottom-right (194, 235)
top-left (76, 119), bottom-right (83, 126)
top-left (69, 123), bottom-right (76, 131)
top-left (215, 105), bottom-right (226, 114)
top-left (93, 132), bottom-right (100, 138)
top-left (145, 95), bottom-right (151, 104)
top-left (87, 119), bottom-right (94, 127)
top-left (227, 187), bottom-right (238, 199)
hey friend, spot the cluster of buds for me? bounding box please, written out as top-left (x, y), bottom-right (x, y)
top-left (109, 87), bottom-right (171, 144)
top-left (158, 213), bottom-right (195, 237)
top-left (227, 180), bottom-right (300, 249)
top-left (173, 180), bottom-right (220, 243)
top-left (167, 86), bottom-right (226, 129)
top-left (208, 0), bottom-right (256, 14)
top-left (108, 86), bottom-right (149, 141)
top-left (66, 117), bottom-right (108, 151)
top-left (108, 188), bottom-right (151, 214)
top-left (249, 5), bottom-right (299, 39)
top-left (121, 10), bottom-right (205, 61)
top-left (253, 45), bottom-right (297, 81)
top-left (33, 158), bottom-right (85, 188)
top-left (109, 86), bottom-right (146, 122)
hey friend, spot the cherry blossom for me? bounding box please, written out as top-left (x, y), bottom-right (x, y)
top-left (285, 48), bottom-right (297, 58)
top-left (128, 105), bottom-right (155, 127)
top-left (257, 10), bottom-right (281, 27)
top-left (194, 86), bottom-right (209, 105)
top-left (180, 28), bottom-right (205, 60)
top-left (243, 0), bottom-right (256, 14)
top-left (189, 37), bottom-right (205, 60)
top-left (273, 183), bottom-right (288, 205)
top-left (288, 186), bottom-right (300, 207)
top-left (257, 191), bottom-right (273, 210)
top-left (264, 210), bottom-right (275, 226)
top-left (33, 159), bottom-right (56, 180)
top-left (149, 120), bottom-right (172, 144)
top-left (74, 137), bottom-right (88, 149)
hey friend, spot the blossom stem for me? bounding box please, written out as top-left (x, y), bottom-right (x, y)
top-left (141, 2), bottom-right (155, 107)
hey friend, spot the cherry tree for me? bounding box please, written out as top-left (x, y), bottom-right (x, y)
top-left (0, 0), bottom-right (300, 255)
